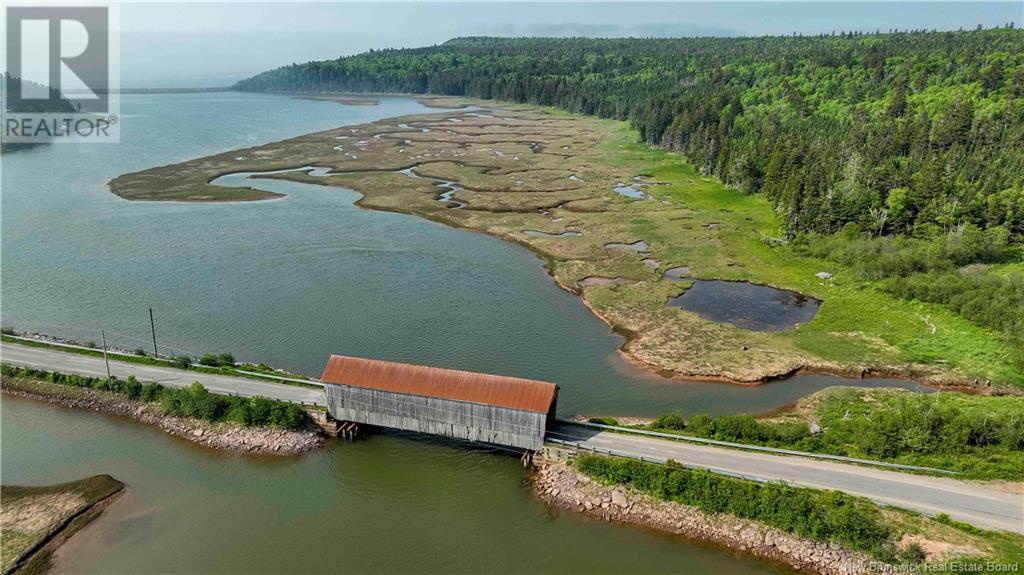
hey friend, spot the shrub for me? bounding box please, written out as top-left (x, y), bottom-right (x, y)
top-left (198, 352), bottom-right (236, 367)
top-left (934, 513), bottom-right (984, 535)
top-left (652, 412), bottom-right (687, 430)
top-left (651, 413), bottom-right (810, 445)
top-left (898, 542), bottom-right (926, 564)
top-left (650, 391), bottom-right (1024, 480)
top-left (576, 454), bottom-right (891, 556)
top-left (140, 382), bottom-right (162, 402)
top-left (2, 364), bottom-right (308, 431)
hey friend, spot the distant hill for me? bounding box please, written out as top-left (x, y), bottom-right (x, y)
top-left (2, 74), bottom-right (78, 151)
top-left (236, 29), bottom-right (1024, 238)
top-left (3, 73), bottom-right (77, 113)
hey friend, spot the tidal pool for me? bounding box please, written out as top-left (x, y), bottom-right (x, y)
top-left (613, 183), bottom-right (648, 199)
top-left (524, 230), bottom-right (582, 238)
top-left (664, 266), bottom-right (690, 281)
top-left (604, 240), bottom-right (649, 252)
top-left (668, 280), bottom-right (821, 331)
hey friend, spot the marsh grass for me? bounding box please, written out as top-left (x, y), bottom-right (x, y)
top-left (107, 102), bottom-right (1024, 388)
top-left (647, 387), bottom-right (1024, 480)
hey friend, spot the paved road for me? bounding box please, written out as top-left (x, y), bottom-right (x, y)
top-left (1, 342), bottom-right (326, 406)
top-left (5, 341), bottom-right (1020, 532)
top-left (549, 424), bottom-right (1024, 534)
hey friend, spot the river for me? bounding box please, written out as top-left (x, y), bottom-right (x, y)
top-left (0, 92), bottom-right (928, 417)
top-left (2, 395), bottom-right (796, 574)
top-left (1, 92), bottom-right (926, 573)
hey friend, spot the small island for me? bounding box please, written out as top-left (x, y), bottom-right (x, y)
top-left (1, 475), bottom-right (124, 575)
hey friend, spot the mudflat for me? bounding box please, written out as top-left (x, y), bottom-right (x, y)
top-left (107, 99), bottom-right (1024, 390)
top-left (1, 475), bottom-right (124, 575)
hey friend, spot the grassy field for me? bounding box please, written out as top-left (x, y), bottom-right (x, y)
top-left (107, 99), bottom-right (1024, 389)
top-left (1, 475), bottom-right (124, 575)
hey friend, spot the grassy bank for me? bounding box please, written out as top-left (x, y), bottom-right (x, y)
top-left (1, 475), bottom-right (124, 575)
top-left (574, 454), bottom-right (1024, 569)
top-left (0, 334), bottom-right (318, 388)
top-left (0, 364), bottom-right (309, 430)
top-left (105, 102), bottom-right (1024, 389)
top-left (639, 387), bottom-right (1024, 480)
top-left (609, 137), bottom-right (1023, 387)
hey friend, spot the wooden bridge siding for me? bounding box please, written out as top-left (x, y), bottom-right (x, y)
top-left (324, 384), bottom-right (547, 450)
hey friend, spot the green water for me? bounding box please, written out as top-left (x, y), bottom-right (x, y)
top-left (1, 93), bottom-right (927, 572)
top-left (2, 396), bottom-right (794, 574)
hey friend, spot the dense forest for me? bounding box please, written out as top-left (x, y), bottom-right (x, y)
top-left (237, 31), bottom-right (1024, 368)
top-left (236, 29), bottom-right (1024, 240)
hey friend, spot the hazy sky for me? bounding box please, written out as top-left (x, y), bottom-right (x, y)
top-left (107, 2), bottom-right (1023, 88)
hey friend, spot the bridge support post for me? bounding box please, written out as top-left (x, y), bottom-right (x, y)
top-left (521, 450), bottom-right (533, 467)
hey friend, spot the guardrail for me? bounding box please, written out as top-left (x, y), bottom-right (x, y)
top-left (545, 436), bottom-right (773, 484)
top-left (552, 418), bottom-right (960, 475)
top-left (233, 369), bottom-right (323, 387)
top-left (2, 335), bottom-right (320, 387)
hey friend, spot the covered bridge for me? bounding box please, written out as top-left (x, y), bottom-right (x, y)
top-left (320, 355), bottom-right (558, 450)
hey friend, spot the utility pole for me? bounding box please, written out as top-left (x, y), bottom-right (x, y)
top-left (101, 330), bottom-right (111, 379)
top-left (149, 308), bottom-right (158, 358)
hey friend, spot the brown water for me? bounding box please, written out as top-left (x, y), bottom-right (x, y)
top-left (3, 396), bottom-right (796, 575)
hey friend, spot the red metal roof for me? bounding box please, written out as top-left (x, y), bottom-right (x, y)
top-left (320, 355), bottom-right (557, 414)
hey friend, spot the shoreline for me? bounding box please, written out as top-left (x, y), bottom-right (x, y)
top-left (531, 460), bottom-right (878, 575)
top-left (1, 378), bottom-right (324, 456)
top-left (540, 236), bottom-right (998, 394)
top-left (343, 175), bottom-right (990, 395)
top-left (103, 102), bottom-right (1022, 393)
top-left (2, 475), bottom-right (125, 575)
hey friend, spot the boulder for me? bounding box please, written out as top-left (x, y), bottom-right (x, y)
top-left (611, 490), bottom-right (628, 507)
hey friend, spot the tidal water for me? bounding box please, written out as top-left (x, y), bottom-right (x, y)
top-left (3, 395), bottom-right (796, 575)
top-left (1, 92), bottom-right (929, 573)
top-left (0, 92), bottom-right (928, 417)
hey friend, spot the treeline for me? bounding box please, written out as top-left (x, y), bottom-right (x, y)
top-left (235, 29), bottom-right (1024, 238)
top-left (3, 73), bottom-right (77, 114)
top-left (575, 454), bottom-right (894, 557)
top-left (649, 391), bottom-right (1024, 479)
top-left (1, 364), bottom-right (308, 430)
